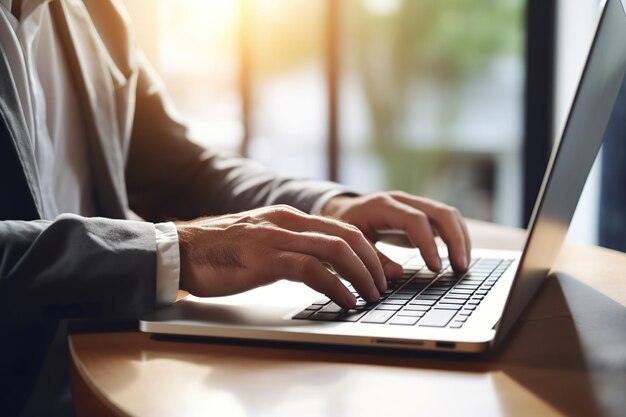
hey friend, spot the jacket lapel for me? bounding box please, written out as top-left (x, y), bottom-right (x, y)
top-left (0, 38), bottom-right (44, 219)
top-left (49, 0), bottom-right (127, 219)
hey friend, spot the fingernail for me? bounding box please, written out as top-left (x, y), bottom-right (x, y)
top-left (370, 287), bottom-right (380, 301)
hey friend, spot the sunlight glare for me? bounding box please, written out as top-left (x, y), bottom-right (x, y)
top-left (361, 0), bottom-right (401, 16)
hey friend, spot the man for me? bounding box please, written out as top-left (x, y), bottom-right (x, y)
top-left (0, 0), bottom-right (471, 415)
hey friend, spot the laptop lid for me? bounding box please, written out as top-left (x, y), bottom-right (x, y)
top-left (494, 0), bottom-right (626, 346)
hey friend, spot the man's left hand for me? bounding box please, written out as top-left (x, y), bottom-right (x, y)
top-left (321, 191), bottom-right (471, 276)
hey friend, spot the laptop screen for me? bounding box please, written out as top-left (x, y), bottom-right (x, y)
top-left (495, 0), bottom-right (626, 345)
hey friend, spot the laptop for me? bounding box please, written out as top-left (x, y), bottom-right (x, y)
top-left (140, 0), bottom-right (626, 353)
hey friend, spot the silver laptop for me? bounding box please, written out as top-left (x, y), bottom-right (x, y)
top-left (141, 0), bottom-right (626, 353)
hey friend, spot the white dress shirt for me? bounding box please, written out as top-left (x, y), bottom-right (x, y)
top-left (0, 0), bottom-right (180, 306)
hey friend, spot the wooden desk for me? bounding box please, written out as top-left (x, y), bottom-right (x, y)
top-left (69, 221), bottom-right (626, 417)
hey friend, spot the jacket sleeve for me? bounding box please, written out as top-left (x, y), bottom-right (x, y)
top-left (125, 57), bottom-right (354, 222)
top-left (0, 214), bottom-right (156, 326)
top-left (79, 0), bottom-right (352, 222)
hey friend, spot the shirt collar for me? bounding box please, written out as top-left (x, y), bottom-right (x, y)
top-left (1, 0), bottom-right (53, 23)
top-left (21, 0), bottom-right (52, 21)
top-left (0, 0), bottom-right (52, 26)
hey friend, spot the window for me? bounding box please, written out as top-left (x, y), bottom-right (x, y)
top-left (125, 0), bottom-right (526, 226)
top-left (338, 0), bottom-right (524, 225)
top-left (125, 0), bottom-right (243, 150)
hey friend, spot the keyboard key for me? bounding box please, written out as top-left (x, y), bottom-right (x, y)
top-left (421, 289), bottom-right (446, 296)
top-left (376, 304), bottom-right (402, 311)
top-left (389, 316), bottom-right (420, 326)
top-left (309, 312), bottom-right (341, 321)
top-left (403, 304), bottom-right (431, 311)
top-left (434, 305), bottom-right (462, 311)
top-left (450, 289), bottom-right (474, 295)
top-left (413, 294), bottom-right (441, 300)
top-left (444, 294), bottom-right (470, 300)
top-left (313, 297), bottom-right (331, 305)
top-left (362, 310), bottom-right (395, 324)
top-left (449, 322), bottom-right (464, 329)
top-left (381, 299), bottom-right (408, 305)
top-left (319, 303), bottom-right (345, 314)
top-left (438, 299), bottom-right (466, 305)
top-left (410, 299), bottom-right (437, 306)
top-left (437, 277), bottom-right (459, 282)
top-left (388, 293), bottom-right (413, 300)
top-left (418, 309), bottom-right (457, 327)
top-left (461, 277), bottom-right (485, 283)
top-left (337, 310), bottom-right (367, 322)
top-left (292, 310), bottom-right (315, 320)
top-left (454, 284), bottom-right (480, 290)
top-left (397, 309), bottom-right (427, 317)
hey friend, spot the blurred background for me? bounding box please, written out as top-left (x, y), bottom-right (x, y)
top-left (122, 0), bottom-right (624, 251)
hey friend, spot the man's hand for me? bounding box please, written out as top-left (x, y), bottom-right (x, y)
top-left (321, 191), bottom-right (471, 273)
top-left (176, 205), bottom-right (387, 309)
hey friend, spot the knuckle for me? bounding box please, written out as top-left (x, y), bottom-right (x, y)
top-left (370, 192), bottom-right (391, 204)
top-left (390, 190), bottom-right (408, 199)
top-left (411, 210), bottom-right (429, 224)
top-left (348, 227), bottom-right (366, 244)
top-left (274, 204), bottom-right (294, 213)
top-left (327, 236), bottom-right (348, 252)
top-left (234, 214), bottom-right (254, 225)
top-left (271, 205), bottom-right (296, 220)
top-left (255, 223), bottom-right (278, 237)
top-left (297, 255), bottom-right (319, 274)
top-left (342, 223), bottom-right (363, 240)
top-left (439, 204), bottom-right (457, 216)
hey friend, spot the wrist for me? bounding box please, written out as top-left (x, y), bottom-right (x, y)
top-left (320, 195), bottom-right (356, 217)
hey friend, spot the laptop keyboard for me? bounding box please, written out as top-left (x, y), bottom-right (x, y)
top-left (292, 256), bottom-right (514, 328)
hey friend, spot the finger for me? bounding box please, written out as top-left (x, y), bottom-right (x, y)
top-left (365, 236), bottom-right (402, 280)
top-left (457, 213), bottom-right (472, 266)
top-left (369, 200), bottom-right (442, 272)
top-left (272, 251), bottom-right (356, 309)
top-left (271, 230), bottom-right (381, 302)
top-left (428, 207), bottom-right (468, 271)
top-left (390, 193), bottom-right (469, 271)
top-left (267, 208), bottom-right (386, 292)
top-left (376, 249), bottom-right (403, 280)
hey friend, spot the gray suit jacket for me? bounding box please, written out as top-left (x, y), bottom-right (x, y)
top-left (0, 1), bottom-right (349, 415)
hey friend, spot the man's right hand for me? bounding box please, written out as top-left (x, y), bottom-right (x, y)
top-left (175, 205), bottom-right (391, 309)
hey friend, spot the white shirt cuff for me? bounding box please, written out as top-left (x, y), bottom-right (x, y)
top-left (154, 222), bottom-right (180, 307)
top-left (310, 190), bottom-right (360, 216)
